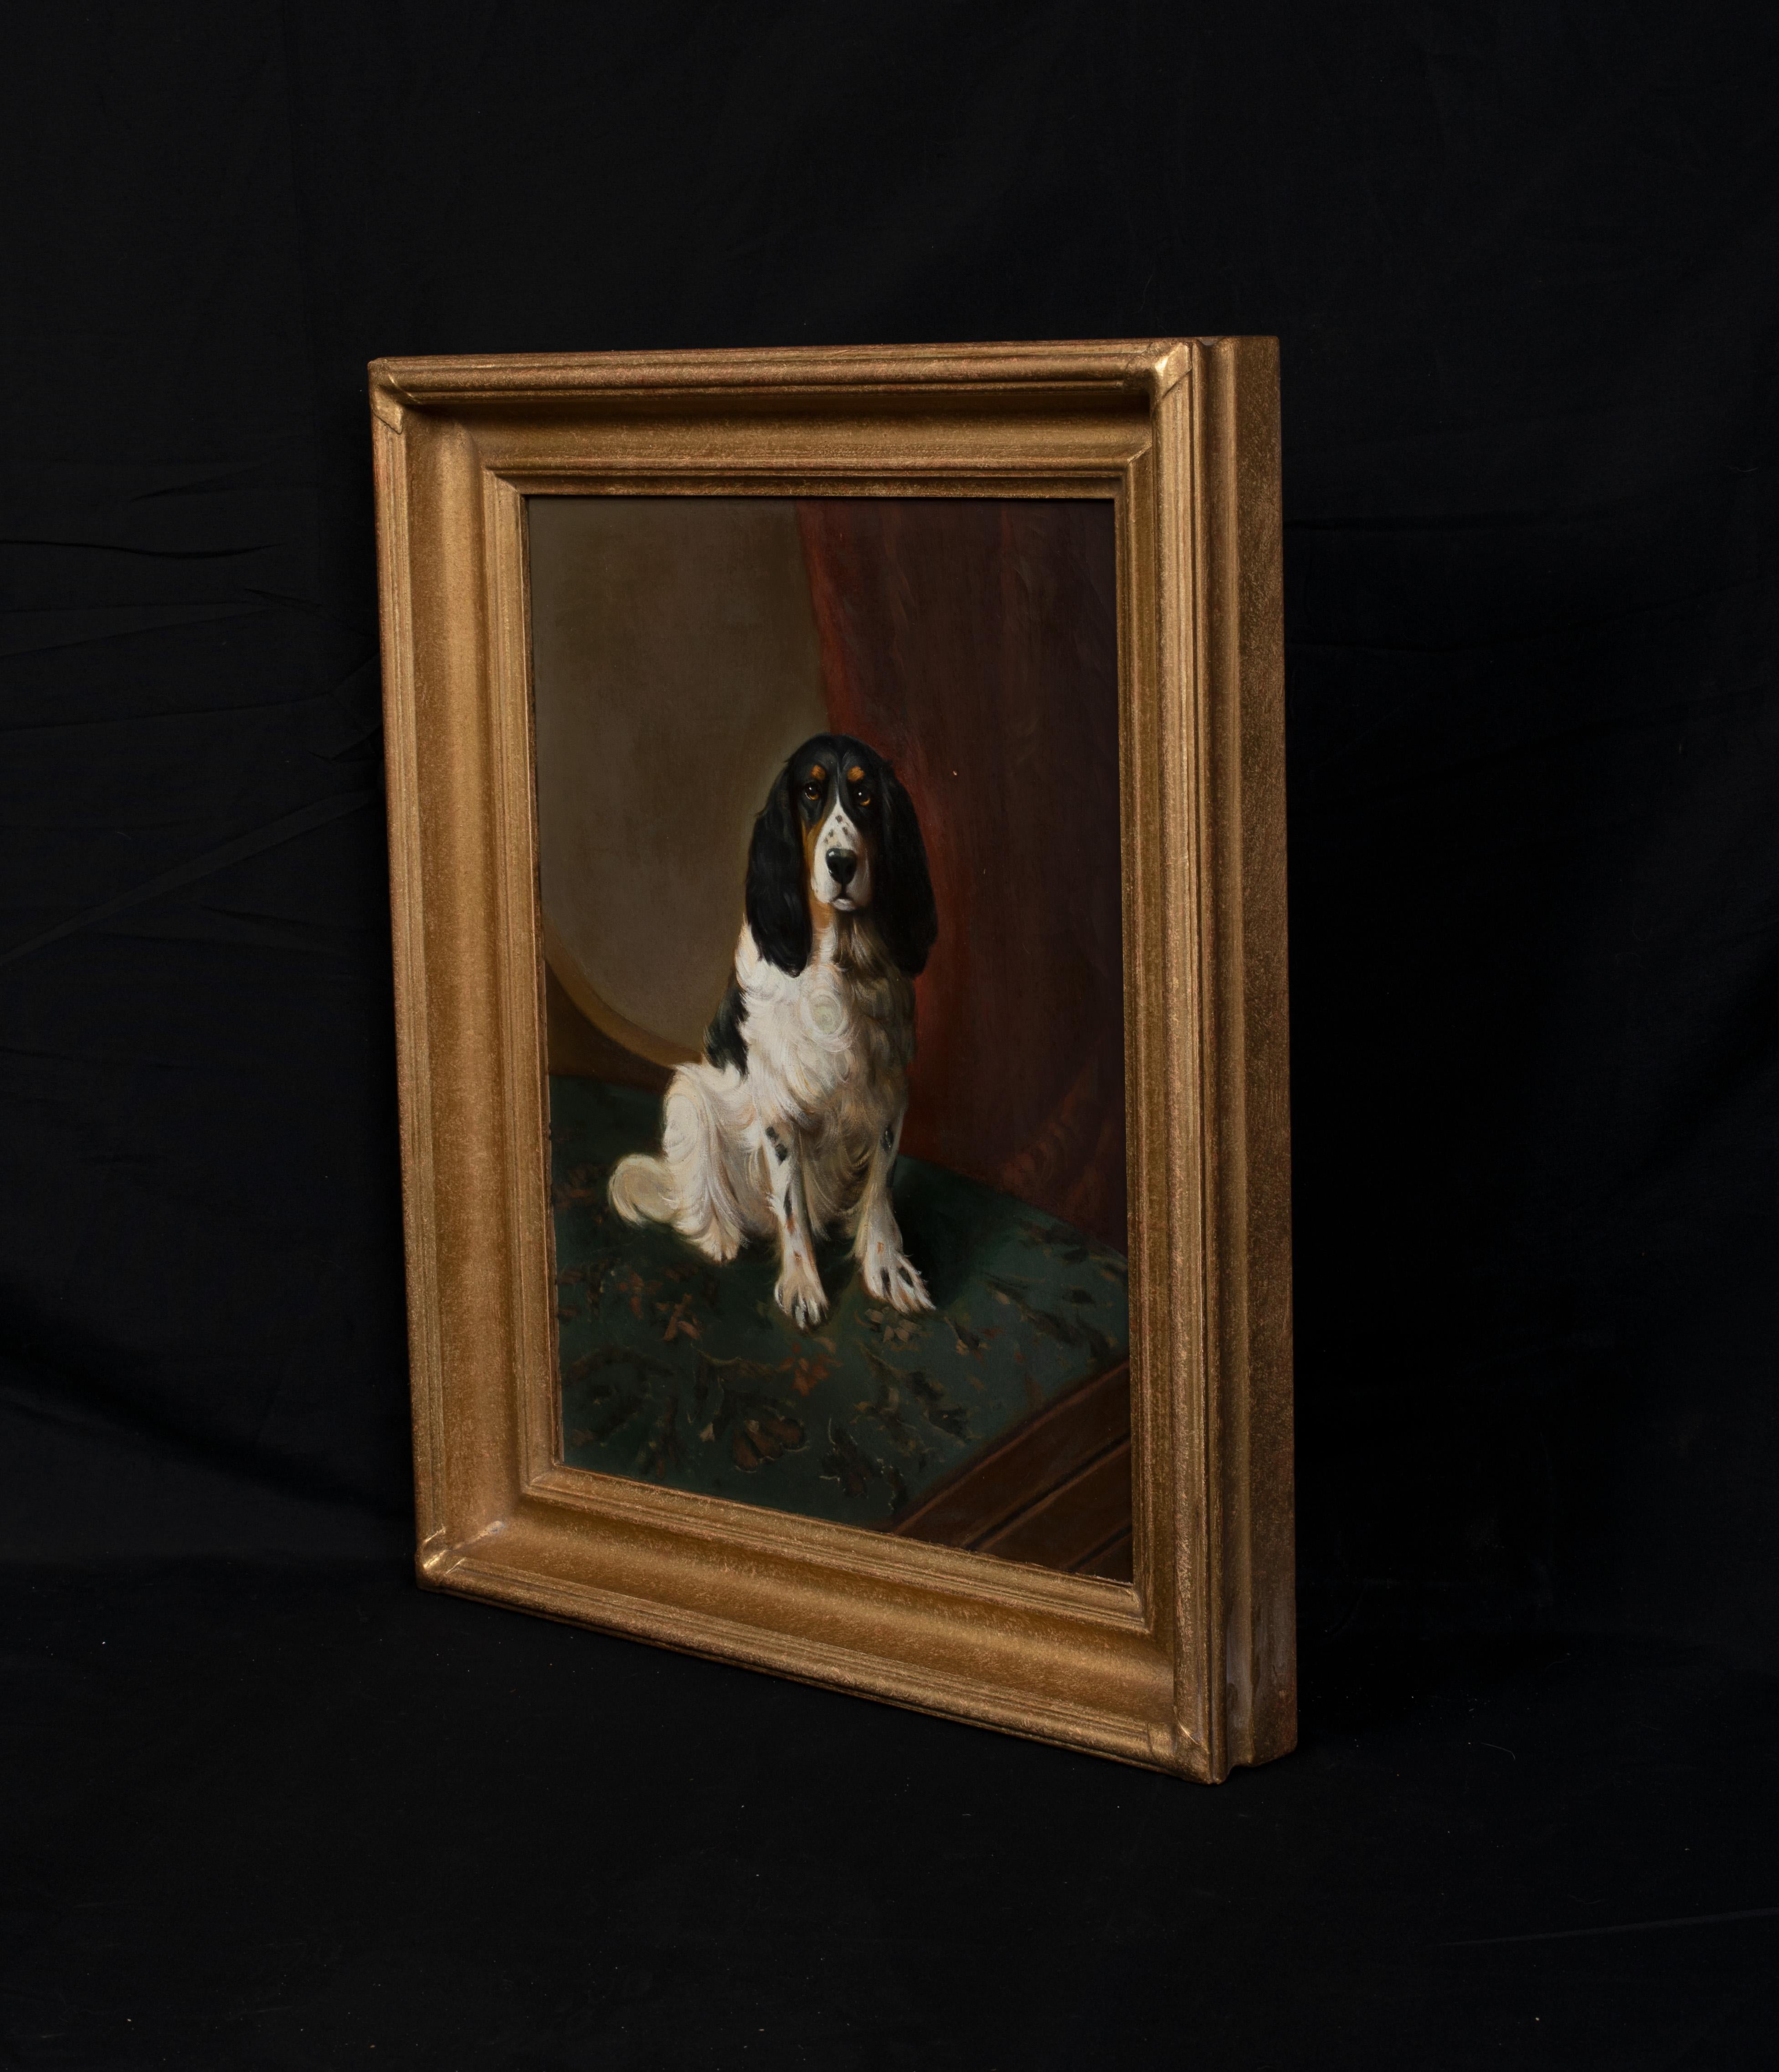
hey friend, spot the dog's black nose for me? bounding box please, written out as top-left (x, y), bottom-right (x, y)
top-left (826, 850), bottom-right (857, 887)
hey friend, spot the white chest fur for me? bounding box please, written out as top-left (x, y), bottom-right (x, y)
top-left (735, 923), bottom-right (913, 1139)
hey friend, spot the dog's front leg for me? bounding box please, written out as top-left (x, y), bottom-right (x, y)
top-left (854, 1106), bottom-right (932, 1314)
top-left (763, 1121), bottom-right (828, 1330)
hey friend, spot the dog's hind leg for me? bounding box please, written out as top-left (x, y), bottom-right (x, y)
top-left (608, 1066), bottom-right (756, 1263)
top-left (663, 1067), bottom-right (754, 1262)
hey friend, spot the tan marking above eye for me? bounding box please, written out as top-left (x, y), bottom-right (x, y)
top-left (846, 765), bottom-right (866, 783)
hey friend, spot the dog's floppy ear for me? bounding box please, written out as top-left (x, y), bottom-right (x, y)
top-left (874, 759), bottom-right (938, 977)
top-left (745, 759), bottom-right (812, 974)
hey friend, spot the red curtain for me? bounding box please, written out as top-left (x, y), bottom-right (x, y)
top-left (796, 500), bottom-right (1127, 1251)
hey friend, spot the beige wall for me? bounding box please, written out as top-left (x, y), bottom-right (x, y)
top-left (530, 497), bottom-right (828, 1059)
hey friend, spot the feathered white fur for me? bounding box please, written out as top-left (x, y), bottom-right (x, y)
top-left (609, 914), bottom-right (931, 1328)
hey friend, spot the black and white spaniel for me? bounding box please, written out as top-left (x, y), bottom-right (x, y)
top-left (609, 734), bottom-right (938, 1328)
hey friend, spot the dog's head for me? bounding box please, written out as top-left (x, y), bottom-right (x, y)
top-left (745, 734), bottom-right (937, 978)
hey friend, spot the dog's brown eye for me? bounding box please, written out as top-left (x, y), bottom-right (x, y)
top-left (802, 779), bottom-right (824, 802)
top-left (852, 786), bottom-right (872, 808)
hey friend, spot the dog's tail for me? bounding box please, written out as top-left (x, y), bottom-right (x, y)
top-left (609, 1152), bottom-right (677, 1227)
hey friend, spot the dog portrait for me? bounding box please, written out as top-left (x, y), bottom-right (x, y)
top-left (375, 339), bottom-right (1293, 1773)
top-left (532, 494), bottom-right (1131, 1577)
top-left (610, 733), bottom-right (937, 1328)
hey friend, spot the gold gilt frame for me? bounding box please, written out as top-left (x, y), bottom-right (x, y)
top-left (369, 339), bottom-right (1293, 1780)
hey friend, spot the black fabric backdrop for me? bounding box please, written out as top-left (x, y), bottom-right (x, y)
top-left (3, 4), bottom-right (1775, 2065)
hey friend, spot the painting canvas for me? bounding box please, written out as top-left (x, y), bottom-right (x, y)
top-left (531, 495), bottom-right (1132, 1579)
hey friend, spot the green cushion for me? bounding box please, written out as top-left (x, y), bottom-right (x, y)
top-left (551, 1077), bottom-right (1129, 1532)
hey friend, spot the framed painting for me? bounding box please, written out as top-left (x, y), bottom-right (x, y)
top-left (370, 339), bottom-right (1293, 1779)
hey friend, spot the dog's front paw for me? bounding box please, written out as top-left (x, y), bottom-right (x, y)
top-left (774, 1255), bottom-right (829, 1332)
top-left (863, 1243), bottom-right (934, 1315)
